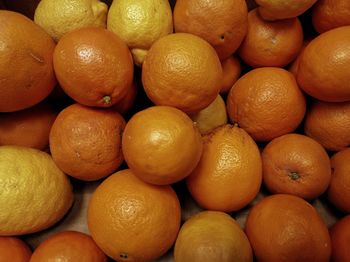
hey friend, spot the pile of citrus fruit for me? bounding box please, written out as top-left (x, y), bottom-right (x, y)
top-left (0, 0), bottom-right (350, 261)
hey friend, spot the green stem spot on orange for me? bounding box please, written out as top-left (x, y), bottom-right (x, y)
top-left (288, 171), bottom-right (300, 181)
top-left (103, 95), bottom-right (111, 105)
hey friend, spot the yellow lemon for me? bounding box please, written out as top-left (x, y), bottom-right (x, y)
top-left (34, 0), bottom-right (108, 41)
top-left (190, 95), bottom-right (228, 135)
top-left (0, 146), bottom-right (73, 235)
top-left (107, 0), bottom-right (173, 66)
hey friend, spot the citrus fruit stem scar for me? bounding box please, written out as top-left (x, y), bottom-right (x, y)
top-left (288, 171), bottom-right (300, 180)
top-left (103, 95), bottom-right (111, 104)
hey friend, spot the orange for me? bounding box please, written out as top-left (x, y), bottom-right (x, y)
top-left (288, 38), bottom-right (312, 77)
top-left (245, 194), bottom-right (331, 262)
top-left (122, 106), bottom-right (202, 185)
top-left (0, 10), bottom-right (56, 112)
top-left (226, 67), bottom-right (306, 142)
top-left (87, 169), bottom-right (181, 262)
top-left (220, 55), bottom-right (241, 94)
top-left (329, 215), bottom-right (350, 262)
top-left (29, 231), bottom-right (107, 262)
top-left (256, 0), bottom-right (317, 20)
top-left (304, 101), bottom-right (350, 151)
top-left (173, 0), bottom-right (248, 60)
top-left (312, 0), bottom-right (350, 33)
top-left (262, 133), bottom-right (332, 200)
top-left (174, 211), bottom-right (253, 262)
top-left (53, 27), bottom-right (133, 107)
top-left (112, 81), bottom-right (137, 115)
top-left (327, 148), bottom-right (350, 214)
top-left (0, 236), bottom-right (31, 262)
top-left (3, 0), bottom-right (40, 19)
top-left (0, 102), bottom-right (57, 150)
top-left (238, 9), bottom-right (303, 68)
top-left (142, 33), bottom-right (222, 114)
top-left (297, 26), bottom-right (350, 102)
top-left (187, 124), bottom-right (262, 212)
top-left (49, 103), bottom-right (125, 181)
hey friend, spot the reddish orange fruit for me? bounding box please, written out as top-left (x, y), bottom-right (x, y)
top-left (238, 9), bottom-right (303, 68)
top-left (328, 148), bottom-right (350, 213)
top-left (49, 103), bottom-right (125, 181)
top-left (0, 236), bottom-right (31, 262)
top-left (312, 0), bottom-right (350, 33)
top-left (142, 33), bottom-right (222, 114)
top-left (329, 215), bottom-right (350, 262)
top-left (245, 194), bottom-right (331, 262)
top-left (297, 26), bottom-right (350, 102)
top-left (30, 231), bottom-right (107, 262)
top-left (220, 55), bottom-right (241, 94)
top-left (262, 133), bottom-right (332, 200)
top-left (187, 124), bottom-right (262, 212)
top-left (53, 27), bottom-right (133, 107)
top-left (87, 169), bottom-right (181, 262)
top-left (122, 106), bottom-right (202, 185)
top-left (0, 10), bottom-right (56, 112)
top-left (173, 0), bottom-right (248, 60)
top-left (304, 101), bottom-right (350, 151)
top-left (226, 67), bottom-right (306, 142)
top-left (0, 102), bottom-right (57, 150)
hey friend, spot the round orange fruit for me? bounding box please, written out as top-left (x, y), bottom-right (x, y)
top-left (0, 10), bottom-right (56, 112)
top-left (0, 102), bottom-right (57, 150)
top-left (238, 9), bottom-right (303, 68)
top-left (328, 148), bottom-right (350, 213)
top-left (262, 133), bottom-right (332, 200)
top-left (173, 0), bottom-right (248, 60)
top-left (30, 231), bottom-right (107, 262)
top-left (0, 236), bottom-right (32, 262)
top-left (329, 215), bottom-right (350, 262)
top-left (297, 26), bottom-right (350, 102)
top-left (49, 103), bottom-right (126, 181)
top-left (53, 27), bottom-right (134, 107)
top-left (304, 101), bottom-right (350, 151)
top-left (226, 67), bottom-right (306, 142)
top-left (142, 33), bottom-right (222, 114)
top-left (122, 106), bottom-right (202, 185)
top-left (187, 124), bottom-right (262, 212)
top-left (87, 169), bottom-right (181, 262)
top-left (245, 194), bottom-right (331, 262)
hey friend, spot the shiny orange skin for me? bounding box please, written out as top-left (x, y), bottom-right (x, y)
top-left (49, 103), bottom-right (125, 181)
top-left (0, 102), bottom-right (57, 150)
top-left (122, 106), bottom-right (203, 185)
top-left (288, 38), bottom-right (312, 77)
top-left (330, 215), bottom-right (350, 262)
top-left (53, 27), bottom-right (133, 107)
top-left (187, 124), bottom-right (262, 212)
top-left (220, 55), bottom-right (241, 94)
top-left (0, 236), bottom-right (31, 262)
top-left (297, 26), bottom-right (350, 102)
top-left (328, 148), bottom-right (350, 213)
top-left (238, 9), bottom-right (303, 68)
top-left (0, 10), bottom-right (56, 112)
top-left (226, 67), bottom-right (306, 142)
top-left (29, 231), bottom-right (107, 262)
top-left (245, 194), bottom-right (331, 262)
top-left (142, 33), bottom-right (222, 114)
top-left (87, 169), bottom-right (181, 262)
top-left (304, 101), bottom-right (350, 151)
top-left (173, 0), bottom-right (248, 60)
top-left (112, 80), bottom-right (137, 115)
top-left (312, 0), bottom-right (350, 33)
top-left (256, 0), bottom-right (317, 20)
top-left (174, 211), bottom-right (253, 262)
top-left (262, 133), bottom-right (332, 200)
